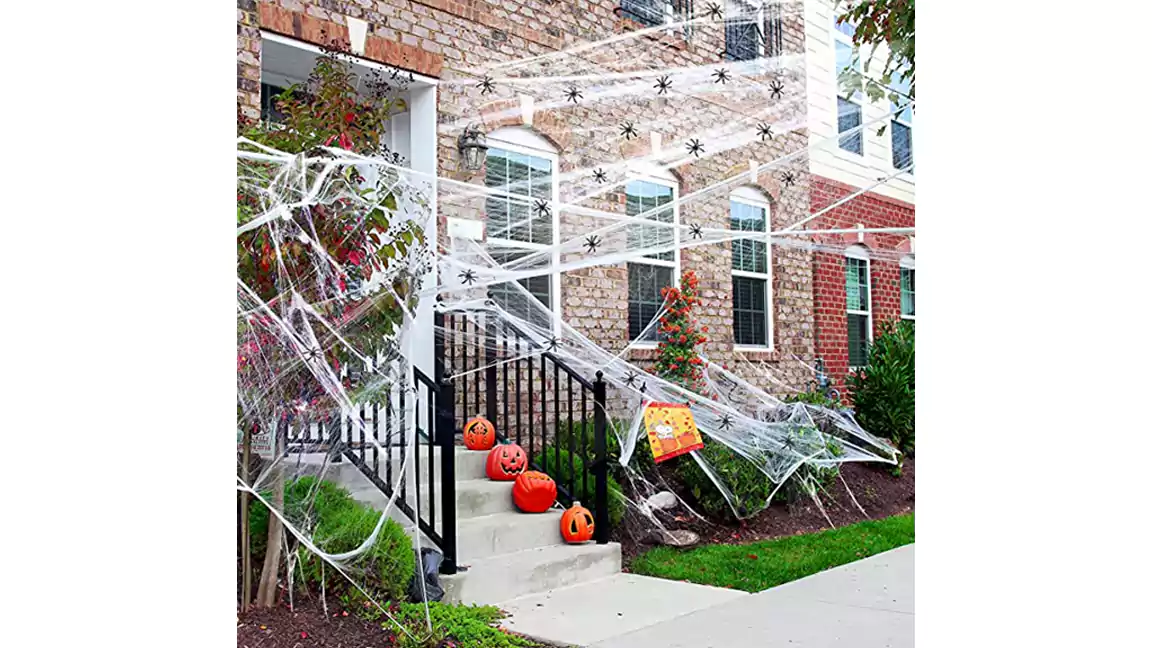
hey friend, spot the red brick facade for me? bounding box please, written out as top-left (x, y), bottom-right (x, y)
top-left (809, 176), bottom-right (915, 394)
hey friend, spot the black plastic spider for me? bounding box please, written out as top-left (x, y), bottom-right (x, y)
top-left (304, 346), bottom-right (323, 362)
top-left (654, 75), bottom-right (672, 95)
top-left (756, 122), bottom-right (774, 141)
top-left (768, 78), bottom-right (785, 100)
top-left (623, 370), bottom-right (640, 387)
top-left (712, 68), bottom-right (730, 84)
top-left (620, 121), bottom-right (639, 140)
top-left (584, 234), bottom-right (602, 254)
top-left (565, 85), bottom-right (583, 104)
top-left (545, 337), bottom-right (560, 352)
top-left (458, 269), bottom-right (478, 286)
top-left (704, 2), bottom-right (723, 20)
top-left (689, 223), bottom-right (703, 239)
top-left (638, 381), bottom-right (647, 393)
top-left (477, 75), bottom-right (495, 95)
top-left (779, 170), bottom-right (797, 187)
top-left (718, 413), bottom-right (734, 431)
top-left (781, 433), bottom-right (798, 451)
top-left (592, 168), bottom-right (608, 183)
top-left (534, 199), bottom-right (551, 218)
top-left (686, 138), bottom-right (704, 157)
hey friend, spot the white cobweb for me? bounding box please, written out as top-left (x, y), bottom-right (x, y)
top-left (237, 0), bottom-right (911, 638)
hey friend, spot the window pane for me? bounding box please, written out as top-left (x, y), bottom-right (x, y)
top-left (848, 313), bottom-right (869, 367)
top-left (838, 98), bottom-right (863, 154)
top-left (260, 83), bottom-right (289, 123)
top-left (901, 268), bottom-right (915, 317)
top-left (845, 257), bottom-right (869, 312)
top-left (626, 180), bottom-right (675, 262)
top-left (732, 275), bottom-right (767, 346)
top-left (725, 1), bottom-right (761, 62)
top-left (620, 0), bottom-right (665, 26)
top-left (628, 263), bottom-right (673, 341)
top-left (485, 147), bottom-right (553, 245)
top-left (730, 200), bottom-right (767, 274)
top-left (489, 249), bottom-right (552, 331)
top-left (892, 121), bottom-right (913, 171)
top-left (835, 14), bottom-right (857, 37)
top-left (764, 2), bottom-right (784, 57)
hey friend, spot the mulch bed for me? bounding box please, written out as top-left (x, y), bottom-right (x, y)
top-left (238, 602), bottom-right (397, 648)
top-left (620, 457), bottom-right (915, 566)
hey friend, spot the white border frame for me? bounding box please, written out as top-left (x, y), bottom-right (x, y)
top-left (730, 189), bottom-right (775, 352)
top-left (832, 11), bottom-right (865, 158)
top-left (900, 254), bottom-right (916, 321)
top-left (483, 127), bottom-right (563, 338)
top-left (626, 175), bottom-right (681, 349)
top-left (845, 244), bottom-right (872, 370)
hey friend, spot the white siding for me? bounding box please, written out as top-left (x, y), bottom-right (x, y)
top-left (804, 0), bottom-right (915, 203)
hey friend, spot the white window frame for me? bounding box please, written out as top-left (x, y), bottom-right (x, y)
top-left (900, 255), bottom-right (915, 321)
top-left (483, 128), bottom-right (562, 338)
top-left (845, 245), bottom-right (872, 370)
top-left (889, 67), bottom-right (914, 172)
top-left (729, 188), bottom-right (774, 352)
top-left (833, 12), bottom-right (864, 157)
top-left (725, 0), bottom-right (765, 62)
top-left (626, 174), bottom-right (681, 348)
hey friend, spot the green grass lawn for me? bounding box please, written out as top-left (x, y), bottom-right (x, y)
top-left (630, 513), bottom-right (914, 593)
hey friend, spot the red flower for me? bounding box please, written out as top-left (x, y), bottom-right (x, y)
top-left (679, 335), bottom-right (687, 343)
top-left (344, 112), bottom-right (355, 124)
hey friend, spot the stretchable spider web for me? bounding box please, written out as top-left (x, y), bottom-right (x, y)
top-left (237, 0), bottom-right (912, 635)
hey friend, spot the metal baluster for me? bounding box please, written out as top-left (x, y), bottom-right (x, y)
top-left (515, 335), bottom-right (523, 446)
top-left (553, 362), bottom-right (560, 484)
top-left (581, 384), bottom-right (589, 498)
top-left (568, 373), bottom-right (575, 501)
top-left (539, 352), bottom-right (546, 471)
top-left (593, 372), bottom-right (609, 544)
top-left (372, 401), bottom-right (379, 475)
top-left (502, 322), bottom-right (509, 439)
top-left (528, 346), bottom-right (536, 462)
top-left (426, 379), bottom-right (436, 533)
top-left (400, 382), bottom-right (408, 505)
top-left (385, 394), bottom-right (393, 487)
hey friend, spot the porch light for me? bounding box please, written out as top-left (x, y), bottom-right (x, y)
top-left (457, 124), bottom-right (489, 171)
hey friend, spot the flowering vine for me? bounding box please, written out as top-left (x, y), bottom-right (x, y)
top-left (654, 270), bottom-right (709, 393)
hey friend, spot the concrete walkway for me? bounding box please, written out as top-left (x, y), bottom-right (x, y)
top-left (588, 544), bottom-right (915, 648)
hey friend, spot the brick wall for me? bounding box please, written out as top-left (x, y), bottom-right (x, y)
top-left (238, 0), bottom-right (820, 402)
top-left (808, 175), bottom-right (914, 394)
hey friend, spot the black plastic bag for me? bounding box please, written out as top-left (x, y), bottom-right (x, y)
top-left (407, 547), bottom-right (445, 602)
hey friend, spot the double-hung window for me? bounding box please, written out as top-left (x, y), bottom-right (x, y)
top-left (900, 256), bottom-right (915, 320)
top-left (834, 14), bottom-right (863, 155)
top-left (484, 135), bottom-right (559, 333)
top-left (890, 68), bottom-right (913, 171)
top-left (730, 191), bottom-right (773, 348)
top-left (626, 179), bottom-right (678, 342)
top-left (845, 247), bottom-right (872, 368)
top-left (725, 1), bottom-right (784, 62)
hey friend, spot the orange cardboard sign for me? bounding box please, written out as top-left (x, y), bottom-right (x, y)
top-left (644, 402), bottom-right (704, 463)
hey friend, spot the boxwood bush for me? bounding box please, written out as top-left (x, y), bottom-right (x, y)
top-left (249, 476), bottom-right (414, 602)
top-left (674, 440), bottom-right (774, 520)
top-left (847, 319), bottom-right (915, 454)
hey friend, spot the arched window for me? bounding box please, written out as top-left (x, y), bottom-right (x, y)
top-left (730, 186), bottom-right (773, 349)
top-left (625, 163), bottom-right (680, 343)
top-left (900, 255), bottom-right (915, 320)
top-left (845, 244), bottom-right (872, 368)
top-left (484, 126), bottom-right (560, 333)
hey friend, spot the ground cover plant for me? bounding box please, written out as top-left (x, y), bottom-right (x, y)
top-left (629, 512), bottom-right (914, 592)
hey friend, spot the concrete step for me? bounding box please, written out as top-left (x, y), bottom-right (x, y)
top-left (456, 510), bottom-right (565, 563)
top-left (497, 573), bottom-right (748, 647)
top-left (289, 446), bottom-right (489, 483)
top-left (443, 542), bottom-right (622, 605)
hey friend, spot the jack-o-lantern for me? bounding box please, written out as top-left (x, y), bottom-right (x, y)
top-left (560, 502), bottom-right (595, 544)
top-left (486, 441), bottom-right (527, 481)
top-left (463, 416), bottom-right (496, 451)
top-left (512, 471), bottom-right (557, 513)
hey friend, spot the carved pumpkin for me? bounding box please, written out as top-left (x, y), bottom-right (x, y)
top-left (512, 471), bottom-right (557, 513)
top-left (486, 441), bottom-right (527, 481)
top-left (560, 502), bottom-right (595, 544)
top-left (463, 416), bottom-right (496, 451)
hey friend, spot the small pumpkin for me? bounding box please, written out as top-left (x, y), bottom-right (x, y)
top-left (560, 501), bottom-right (595, 544)
top-left (486, 441), bottom-right (527, 481)
top-left (512, 471), bottom-right (557, 513)
top-left (463, 416), bottom-right (496, 451)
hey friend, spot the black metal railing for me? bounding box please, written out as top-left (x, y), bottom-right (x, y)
top-left (438, 307), bottom-right (610, 543)
top-left (275, 364), bottom-right (458, 574)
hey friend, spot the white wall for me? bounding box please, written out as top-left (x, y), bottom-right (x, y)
top-left (804, 0), bottom-right (915, 204)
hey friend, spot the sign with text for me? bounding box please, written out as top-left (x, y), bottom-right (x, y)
top-left (643, 402), bottom-right (704, 463)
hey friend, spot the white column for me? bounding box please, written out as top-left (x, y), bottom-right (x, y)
top-left (408, 83), bottom-right (438, 377)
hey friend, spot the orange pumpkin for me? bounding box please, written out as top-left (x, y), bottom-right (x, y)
top-left (560, 502), bottom-right (595, 544)
top-left (486, 441), bottom-right (527, 481)
top-left (512, 471), bottom-right (557, 513)
top-left (463, 416), bottom-right (496, 451)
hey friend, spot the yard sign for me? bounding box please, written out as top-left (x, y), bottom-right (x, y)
top-left (643, 402), bottom-right (704, 463)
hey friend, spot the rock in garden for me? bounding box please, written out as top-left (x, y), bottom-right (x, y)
top-left (646, 491), bottom-right (678, 510)
top-left (656, 529), bottom-right (700, 547)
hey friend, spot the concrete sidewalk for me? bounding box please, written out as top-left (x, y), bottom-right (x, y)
top-left (588, 544), bottom-right (914, 648)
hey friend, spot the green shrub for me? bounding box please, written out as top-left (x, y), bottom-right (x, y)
top-left (674, 440), bottom-right (774, 520)
top-left (362, 602), bottom-right (538, 648)
top-left (781, 390), bottom-right (840, 407)
top-left (847, 319), bottom-right (915, 454)
top-left (249, 476), bottom-right (414, 602)
top-left (533, 448), bottom-right (625, 527)
top-left (557, 417), bottom-right (654, 480)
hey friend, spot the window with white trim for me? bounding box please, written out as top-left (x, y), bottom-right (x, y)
top-left (484, 128), bottom-right (560, 333)
top-left (900, 255), bottom-right (915, 319)
top-left (834, 13), bottom-right (863, 155)
top-left (890, 68), bottom-right (913, 171)
top-left (724, 1), bottom-right (783, 61)
top-left (845, 246), bottom-right (872, 368)
top-left (619, 0), bottom-right (692, 29)
top-left (626, 178), bottom-right (679, 342)
top-left (730, 188), bottom-right (773, 348)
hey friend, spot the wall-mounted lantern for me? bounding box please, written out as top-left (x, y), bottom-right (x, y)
top-left (457, 124), bottom-right (488, 171)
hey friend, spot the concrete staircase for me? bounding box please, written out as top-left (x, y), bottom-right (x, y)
top-left (294, 446), bottom-right (623, 606)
